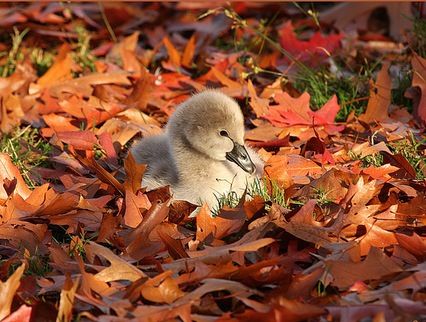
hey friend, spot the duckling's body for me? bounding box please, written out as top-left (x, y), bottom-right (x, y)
top-left (131, 90), bottom-right (263, 208)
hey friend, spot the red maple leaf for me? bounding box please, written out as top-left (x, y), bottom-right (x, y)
top-left (279, 21), bottom-right (343, 62)
top-left (263, 92), bottom-right (344, 133)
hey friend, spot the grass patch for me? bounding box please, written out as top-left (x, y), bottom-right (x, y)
top-left (0, 126), bottom-right (52, 188)
top-left (388, 133), bottom-right (426, 179)
top-left (30, 47), bottom-right (55, 76)
top-left (6, 248), bottom-right (52, 278)
top-left (212, 190), bottom-right (241, 216)
top-left (294, 66), bottom-right (372, 121)
top-left (412, 17), bottom-right (426, 58)
top-left (0, 27), bottom-right (29, 77)
top-left (249, 177), bottom-right (288, 208)
top-left (210, 178), bottom-right (288, 216)
top-left (391, 63), bottom-right (413, 112)
top-left (72, 25), bottom-right (96, 74)
top-left (311, 187), bottom-right (332, 206)
top-left (348, 150), bottom-right (384, 168)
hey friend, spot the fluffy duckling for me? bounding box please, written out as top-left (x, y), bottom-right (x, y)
top-left (131, 90), bottom-right (263, 210)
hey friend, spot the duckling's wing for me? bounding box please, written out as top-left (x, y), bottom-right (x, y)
top-left (131, 135), bottom-right (179, 189)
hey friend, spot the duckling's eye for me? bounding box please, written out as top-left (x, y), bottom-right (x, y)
top-left (219, 130), bottom-right (229, 137)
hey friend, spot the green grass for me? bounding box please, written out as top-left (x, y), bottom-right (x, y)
top-left (5, 248), bottom-right (52, 278)
top-left (348, 150), bottom-right (384, 168)
top-left (293, 66), bottom-right (372, 121)
top-left (72, 25), bottom-right (96, 74)
top-left (412, 17), bottom-right (426, 58)
top-left (0, 126), bottom-right (52, 188)
top-left (30, 47), bottom-right (54, 76)
top-left (212, 190), bottom-right (241, 216)
top-left (311, 187), bottom-right (332, 206)
top-left (25, 250), bottom-right (52, 277)
top-left (391, 63), bottom-right (413, 112)
top-left (388, 133), bottom-right (426, 180)
top-left (0, 27), bottom-right (29, 77)
top-left (248, 177), bottom-right (288, 209)
top-left (210, 178), bottom-right (288, 216)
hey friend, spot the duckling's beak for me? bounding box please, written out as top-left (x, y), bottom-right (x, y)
top-left (226, 142), bottom-right (256, 174)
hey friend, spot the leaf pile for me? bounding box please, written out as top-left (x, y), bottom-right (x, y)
top-left (0, 3), bottom-right (425, 321)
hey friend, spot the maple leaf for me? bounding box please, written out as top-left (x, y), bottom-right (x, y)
top-left (279, 21), bottom-right (343, 62)
top-left (263, 92), bottom-right (344, 133)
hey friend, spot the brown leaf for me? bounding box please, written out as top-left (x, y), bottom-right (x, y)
top-left (327, 247), bottom-right (402, 289)
top-left (76, 155), bottom-right (124, 195)
top-left (37, 44), bottom-right (73, 87)
top-left (276, 200), bottom-right (340, 247)
top-left (248, 79), bottom-right (270, 117)
top-left (126, 200), bottom-right (170, 259)
top-left (56, 274), bottom-right (79, 322)
top-left (382, 152), bottom-right (417, 179)
top-left (0, 153), bottom-right (31, 199)
top-left (359, 62), bottom-right (391, 123)
top-left (124, 189), bottom-right (151, 228)
top-left (86, 242), bottom-right (146, 282)
top-left (395, 232), bottom-right (426, 260)
top-left (0, 263), bottom-right (25, 320)
top-left (124, 152), bottom-right (146, 193)
top-left (163, 36), bottom-right (181, 67)
top-left (196, 203), bottom-right (246, 243)
top-left (181, 34), bottom-right (196, 68)
top-left (141, 271), bottom-right (185, 304)
top-left (235, 298), bottom-right (325, 322)
top-left (411, 53), bottom-right (426, 125)
top-left (57, 130), bottom-right (98, 151)
top-left (48, 72), bottom-right (131, 98)
top-left (157, 228), bottom-right (190, 259)
top-left (2, 305), bottom-right (32, 322)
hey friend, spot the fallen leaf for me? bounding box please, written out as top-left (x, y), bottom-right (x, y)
top-left (359, 62), bottom-right (391, 123)
top-left (326, 247), bottom-right (402, 289)
top-left (86, 242), bottom-right (146, 282)
top-left (2, 305), bottom-right (32, 322)
top-left (0, 153), bottom-right (31, 199)
top-left (163, 36), bottom-right (181, 67)
top-left (0, 263), bottom-right (25, 320)
top-left (56, 274), bottom-right (79, 322)
top-left (181, 34), bottom-right (196, 68)
top-left (279, 21), bottom-right (342, 63)
top-left (412, 54), bottom-right (426, 125)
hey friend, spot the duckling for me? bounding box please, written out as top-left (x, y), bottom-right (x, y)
top-left (131, 90), bottom-right (263, 210)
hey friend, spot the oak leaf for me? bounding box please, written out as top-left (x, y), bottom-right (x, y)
top-left (0, 263), bottom-right (25, 320)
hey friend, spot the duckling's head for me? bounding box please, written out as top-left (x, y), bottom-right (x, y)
top-left (167, 90), bottom-right (255, 173)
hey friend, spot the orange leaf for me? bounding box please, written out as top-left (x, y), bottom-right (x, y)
top-left (359, 62), bottom-right (391, 123)
top-left (181, 34), bottom-right (196, 68)
top-left (0, 263), bottom-right (25, 320)
top-left (141, 274), bottom-right (185, 304)
top-left (411, 53), bottom-right (426, 124)
top-left (2, 305), bottom-right (31, 322)
top-left (211, 66), bottom-right (241, 90)
top-left (124, 152), bottom-right (146, 193)
top-left (0, 153), bottom-right (31, 199)
top-left (248, 79), bottom-right (270, 117)
top-left (57, 274), bottom-right (79, 322)
top-left (37, 44), bottom-right (73, 87)
top-left (327, 247), bottom-right (402, 289)
top-left (86, 242), bottom-right (146, 282)
top-left (163, 36), bottom-right (181, 67)
top-left (57, 130), bottom-right (98, 151)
